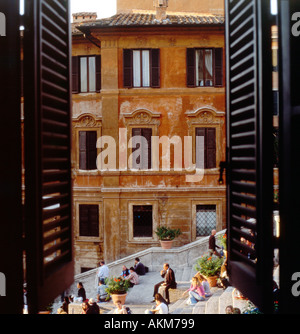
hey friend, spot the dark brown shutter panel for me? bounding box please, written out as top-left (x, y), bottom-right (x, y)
top-left (23, 0), bottom-right (73, 313)
top-left (151, 49), bottom-right (160, 88)
top-left (87, 131), bottom-right (97, 170)
top-left (72, 56), bottom-right (79, 93)
top-left (187, 48), bottom-right (195, 87)
top-left (79, 131), bottom-right (87, 169)
top-left (214, 48), bottom-right (223, 87)
top-left (226, 0), bottom-right (274, 313)
top-left (132, 128), bottom-right (142, 168)
top-left (96, 55), bottom-right (101, 92)
top-left (206, 128), bottom-right (216, 168)
top-left (142, 128), bottom-right (152, 169)
top-left (196, 127), bottom-right (205, 168)
top-left (123, 49), bottom-right (133, 88)
top-left (79, 205), bottom-right (99, 237)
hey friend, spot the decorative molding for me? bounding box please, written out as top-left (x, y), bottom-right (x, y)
top-left (73, 113), bottom-right (102, 128)
top-left (185, 107), bottom-right (225, 128)
top-left (122, 109), bottom-right (161, 126)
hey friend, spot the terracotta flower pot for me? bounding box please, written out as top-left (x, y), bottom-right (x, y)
top-left (160, 240), bottom-right (173, 249)
top-left (111, 293), bottom-right (127, 305)
top-left (206, 275), bottom-right (218, 287)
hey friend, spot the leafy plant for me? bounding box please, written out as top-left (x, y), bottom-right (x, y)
top-left (194, 254), bottom-right (224, 277)
top-left (218, 233), bottom-right (227, 251)
top-left (155, 226), bottom-right (182, 241)
top-left (105, 276), bottom-right (130, 295)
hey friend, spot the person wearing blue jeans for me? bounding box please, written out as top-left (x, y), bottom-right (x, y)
top-left (182, 277), bottom-right (206, 305)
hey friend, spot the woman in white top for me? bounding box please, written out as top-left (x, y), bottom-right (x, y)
top-left (145, 293), bottom-right (169, 314)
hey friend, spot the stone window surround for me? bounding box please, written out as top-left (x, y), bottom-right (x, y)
top-left (128, 200), bottom-right (159, 244)
top-left (186, 106), bottom-right (225, 172)
top-left (74, 199), bottom-right (103, 243)
top-left (72, 113), bottom-right (102, 172)
top-left (191, 198), bottom-right (223, 241)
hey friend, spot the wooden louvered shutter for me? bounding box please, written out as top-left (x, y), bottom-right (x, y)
top-left (214, 48), bottom-right (223, 87)
top-left (142, 128), bottom-right (152, 169)
top-left (96, 55), bottom-right (101, 92)
top-left (123, 49), bottom-right (133, 88)
top-left (72, 56), bottom-right (79, 93)
top-left (278, 0), bottom-right (300, 314)
top-left (196, 127), bottom-right (205, 168)
top-left (132, 128), bottom-right (142, 168)
top-left (79, 131), bottom-right (87, 169)
top-left (151, 49), bottom-right (160, 88)
top-left (87, 131), bottom-right (97, 170)
top-left (206, 128), bottom-right (216, 169)
top-left (23, 0), bottom-right (73, 313)
top-left (0, 0), bottom-right (23, 314)
top-left (225, 0), bottom-right (274, 313)
top-left (186, 48), bottom-right (195, 87)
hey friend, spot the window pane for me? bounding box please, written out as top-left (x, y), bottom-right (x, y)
top-left (133, 50), bottom-right (141, 87)
top-left (196, 205), bottom-right (216, 237)
top-left (195, 50), bottom-right (204, 87)
top-left (80, 57), bottom-right (87, 92)
top-left (89, 57), bottom-right (96, 92)
top-left (142, 50), bottom-right (150, 87)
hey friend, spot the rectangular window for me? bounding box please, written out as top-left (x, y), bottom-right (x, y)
top-left (131, 128), bottom-right (152, 170)
top-left (79, 204), bottom-right (99, 237)
top-left (72, 55), bottom-right (101, 93)
top-left (133, 205), bottom-right (153, 237)
top-left (196, 127), bottom-right (216, 169)
top-left (123, 49), bottom-right (160, 88)
top-left (196, 205), bottom-right (216, 237)
top-left (187, 48), bottom-right (223, 87)
top-left (79, 131), bottom-right (97, 170)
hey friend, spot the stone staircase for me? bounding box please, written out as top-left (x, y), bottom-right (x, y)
top-left (51, 230), bottom-right (250, 314)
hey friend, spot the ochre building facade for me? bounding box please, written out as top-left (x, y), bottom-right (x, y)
top-left (71, 0), bottom-right (226, 274)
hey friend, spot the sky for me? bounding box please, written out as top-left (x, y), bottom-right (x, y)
top-left (70, 0), bottom-right (117, 20)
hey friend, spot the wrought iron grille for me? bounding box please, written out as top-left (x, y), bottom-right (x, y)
top-left (196, 205), bottom-right (216, 236)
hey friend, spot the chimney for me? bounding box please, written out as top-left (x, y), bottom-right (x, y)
top-left (153, 0), bottom-right (168, 21)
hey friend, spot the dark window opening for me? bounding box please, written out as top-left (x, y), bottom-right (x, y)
top-left (79, 204), bottom-right (99, 237)
top-left (196, 127), bottom-right (216, 169)
top-left (133, 205), bottom-right (153, 237)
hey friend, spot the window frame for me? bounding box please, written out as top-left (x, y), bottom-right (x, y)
top-left (186, 47), bottom-right (223, 88)
top-left (72, 55), bottom-right (101, 93)
top-left (79, 204), bottom-right (100, 238)
top-left (192, 200), bottom-right (222, 240)
top-left (128, 201), bottom-right (158, 243)
top-left (123, 49), bottom-right (160, 88)
top-left (76, 201), bottom-right (103, 242)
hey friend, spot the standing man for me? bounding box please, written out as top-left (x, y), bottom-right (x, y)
top-left (97, 260), bottom-right (110, 283)
top-left (208, 229), bottom-right (222, 258)
top-left (152, 263), bottom-right (176, 304)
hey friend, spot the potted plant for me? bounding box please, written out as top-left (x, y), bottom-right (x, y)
top-left (105, 276), bottom-right (131, 305)
top-left (218, 233), bottom-right (227, 258)
top-left (155, 226), bottom-right (182, 249)
top-left (194, 254), bottom-right (224, 287)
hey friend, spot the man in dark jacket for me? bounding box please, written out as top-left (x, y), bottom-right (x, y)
top-left (152, 263), bottom-right (176, 304)
top-left (208, 229), bottom-right (222, 258)
top-left (134, 257), bottom-right (146, 275)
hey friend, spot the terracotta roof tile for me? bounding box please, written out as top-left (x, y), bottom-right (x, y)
top-left (76, 12), bottom-right (224, 31)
